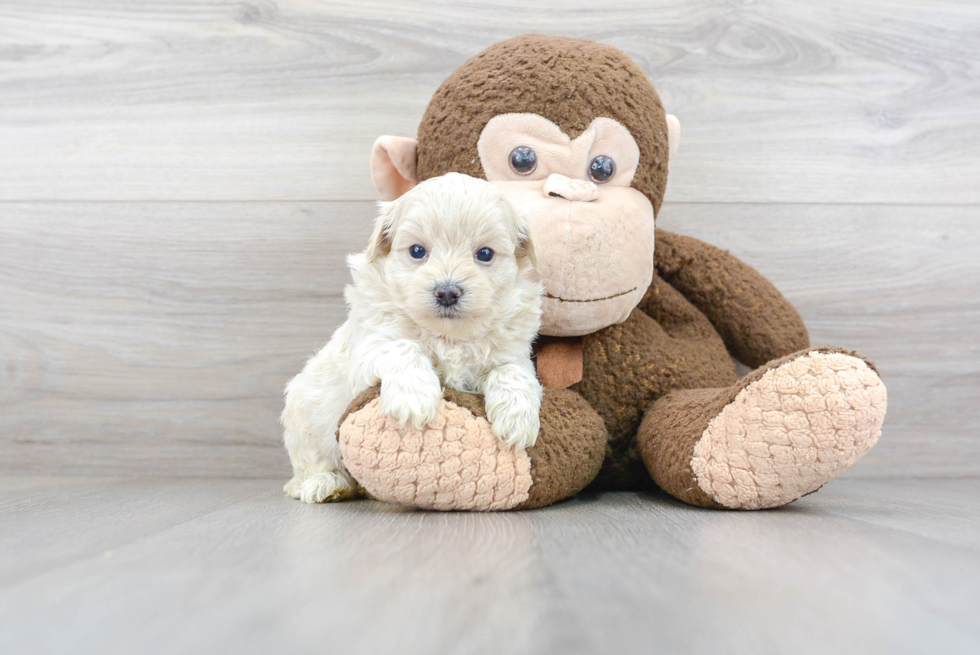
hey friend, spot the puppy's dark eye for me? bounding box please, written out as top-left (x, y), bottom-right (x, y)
top-left (476, 247), bottom-right (494, 263)
top-left (509, 146), bottom-right (537, 176)
top-left (410, 244), bottom-right (427, 259)
top-left (588, 155), bottom-right (615, 183)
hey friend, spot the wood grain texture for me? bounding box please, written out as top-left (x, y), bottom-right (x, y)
top-left (1, 0), bottom-right (978, 202)
top-left (2, 477), bottom-right (979, 654)
top-left (0, 202), bottom-right (373, 477)
top-left (1, 201), bottom-right (977, 478)
top-left (1, 1), bottom-right (977, 479)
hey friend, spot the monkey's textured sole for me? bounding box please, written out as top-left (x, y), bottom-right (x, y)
top-left (339, 398), bottom-right (532, 511)
top-left (691, 351), bottom-right (887, 509)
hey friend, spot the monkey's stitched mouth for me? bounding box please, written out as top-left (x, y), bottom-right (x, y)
top-left (544, 287), bottom-right (637, 303)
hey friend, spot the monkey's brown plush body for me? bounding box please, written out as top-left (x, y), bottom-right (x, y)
top-left (337, 35), bottom-right (887, 511)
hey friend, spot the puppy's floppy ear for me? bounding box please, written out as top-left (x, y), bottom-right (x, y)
top-left (514, 211), bottom-right (538, 272)
top-left (365, 199), bottom-right (399, 263)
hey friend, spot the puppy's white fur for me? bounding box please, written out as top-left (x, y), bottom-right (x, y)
top-left (282, 173), bottom-right (544, 504)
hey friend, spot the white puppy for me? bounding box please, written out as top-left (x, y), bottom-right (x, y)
top-left (282, 173), bottom-right (544, 504)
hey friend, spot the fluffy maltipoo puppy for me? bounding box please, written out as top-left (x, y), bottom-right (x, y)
top-left (282, 173), bottom-right (544, 504)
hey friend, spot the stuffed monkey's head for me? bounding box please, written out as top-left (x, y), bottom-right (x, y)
top-left (370, 34), bottom-right (680, 336)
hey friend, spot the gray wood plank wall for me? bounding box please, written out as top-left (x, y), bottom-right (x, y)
top-left (1, 1), bottom-right (978, 478)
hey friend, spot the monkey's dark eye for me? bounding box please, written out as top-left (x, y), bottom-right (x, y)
top-left (509, 146), bottom-right (537, 176)
top-left (476, 247), bottom-right (494, 263)
top-left (588, 155), bottom-right (615, 183)
top-left (410, 244), bottom-right (427, 259)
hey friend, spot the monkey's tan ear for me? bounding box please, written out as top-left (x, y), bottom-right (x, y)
top-left (371, 136), bottom-right (418, 201)
top-left (365, 200), bottom-right (397, 263)
top-left (666, 114), bottom-right (681, 163)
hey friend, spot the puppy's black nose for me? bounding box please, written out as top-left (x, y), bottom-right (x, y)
top-left (434, 284), bottom-right (462, 307)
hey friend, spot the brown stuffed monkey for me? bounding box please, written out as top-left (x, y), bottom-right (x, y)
top-left (336, 34), bottom-right (887, 511)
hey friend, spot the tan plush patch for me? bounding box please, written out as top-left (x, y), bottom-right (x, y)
top-left (489, 181), bottom-right (654, 337)
top-left (338, 398), bottom-right (532, 511)
top-left (536, 338), bottom-right (584, 388)
top-left (477, 114), bottom-right (640, 188)
top-left (691, 352), bottom-right (887, 509)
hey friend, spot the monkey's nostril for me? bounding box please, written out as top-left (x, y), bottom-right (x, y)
top-left (543, 173), bottom-right (599, 202)
top-left (434, 284), bottom-right (463, 307)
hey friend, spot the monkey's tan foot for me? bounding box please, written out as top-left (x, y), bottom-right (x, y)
top-left (637, 347), bottom-right (887, 510)
top-left (337, 386), bottom-right (607, 511)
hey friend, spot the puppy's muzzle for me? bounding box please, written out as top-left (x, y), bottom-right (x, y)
top-left (434, 284), bottom-right (463, 307)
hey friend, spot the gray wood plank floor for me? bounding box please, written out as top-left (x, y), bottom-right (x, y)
top-left (1, 477), bottom-right (978, 655)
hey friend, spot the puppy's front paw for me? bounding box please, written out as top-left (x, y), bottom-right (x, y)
top-left (485, 393), bottom-right (541, 451)
top-left (296, 471), bottom-right (356, 504)
top-left (380, 369), bottom-right (443, 430)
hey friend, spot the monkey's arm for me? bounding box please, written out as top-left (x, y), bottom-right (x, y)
top-left (653, 228), bottom-right (809, 368)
